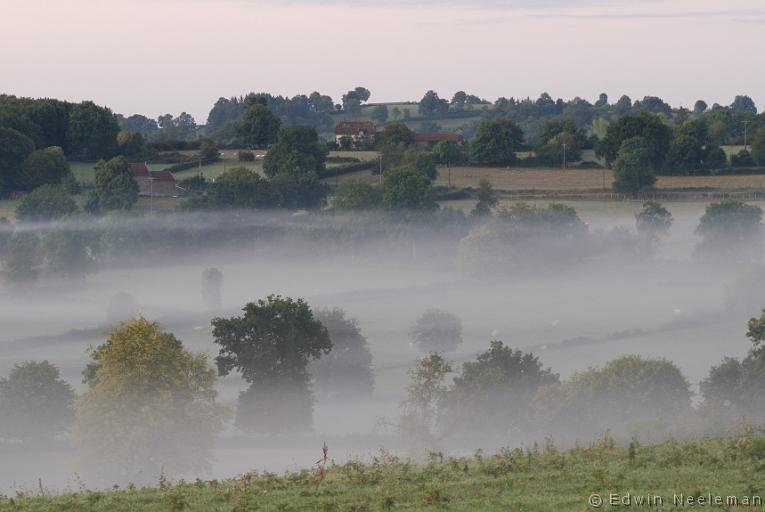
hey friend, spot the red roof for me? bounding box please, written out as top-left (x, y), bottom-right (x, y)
top-left (414, 132), bottom-right (463, 143)
top-left (150, 170), bottom-right (176, 182)
top-left (129, 162), bottom-right (150, 176)
top-left (335, 121), bottom-right (377, 136)
top-left (130, 164), bottom-right (176, 182)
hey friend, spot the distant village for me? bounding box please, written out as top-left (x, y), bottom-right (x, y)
top-left (128, 122), bottom-right (464, 197)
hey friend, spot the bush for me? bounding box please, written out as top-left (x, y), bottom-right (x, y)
top-left (731, 149), bottom-right (755, 167)
top-left (237, 150), bottom-right (255, 162)
top-left (332, 179), bottom-right (382, 210)
top-left (15, 185), bottom-right (78, 222)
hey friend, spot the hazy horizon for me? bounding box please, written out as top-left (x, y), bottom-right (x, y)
top-left (1, 0), bottom-right (763, 121)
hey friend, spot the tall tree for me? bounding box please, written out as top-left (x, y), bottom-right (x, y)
top-left (694, 200), bottom-right (763, 262)
top-left (76, 318), bottom-right (223, 481)
top-left (472, 179), bottom-right (498, 216)
top-left (212, 296), bottom-right (332, 433)
top-left (419, 90), bottom-right (449, 116)
top-left (0, 127), bottom-right (35, 193)
top-left (19, 146), bottom-right (73, 191)
top-left (66, 101), bottom-right (120, 159)
top-left (470, 119), bottom-right (524, 166)
top-left (0, 361), bottom-right (75, 441)
top-left (311, 308), bottom-right (374, 399)
top-left (730, 95), bottom-right (758, 114)
top-left (237, 103), bottom-right (281, 148)
top-left (597, 113), bottom-right (672, 168)
top-left (441, 341), bottom-right (558, 436)
top-left (382, 168), bottom-right (437, 211)
top-left (93, 156), bottom-right (139, 211)
top-left (263, 126), bottom-right (328, 178)
top-left (611, 136), bottom-right (656, 197)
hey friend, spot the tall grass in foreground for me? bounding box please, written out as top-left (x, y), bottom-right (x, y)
top-left (3, 428), bottom-right (765, 511)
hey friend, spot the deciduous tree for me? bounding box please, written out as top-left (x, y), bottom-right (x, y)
top-left (212, 296), bottom-right (332, 433)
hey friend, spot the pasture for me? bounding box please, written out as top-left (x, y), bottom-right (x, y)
top-left (337, 166), bottom-right (765, 194)
top-left (4, 434), bottom-right (763, 511)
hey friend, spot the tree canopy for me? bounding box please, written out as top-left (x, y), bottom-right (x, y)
top-left (75, 318), bottom-right (223, 481)
top-left (212, 295), bottom-right (332, 433)
top-left (15, 184), bottom-right (78, 222)
top-left (611, 136), bottom-right (657, 196)
top-left (263, 125), bottom-right (328, 178)
top-left (0, 360), bottom-right (75, 441)
top-left (470, 119), bottom-right (524, 166)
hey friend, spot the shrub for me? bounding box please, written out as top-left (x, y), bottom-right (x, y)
top-left (15, 185), bottom-right (78, 222)
top-left (731, 149), bottom-right (755, 167)
top-left (237, 150), bottom-right (255, 162)
top-left (332, 179), bottom-right (382, 211)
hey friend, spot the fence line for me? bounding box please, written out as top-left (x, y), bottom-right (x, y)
top-left (499, 190), bottom-right (765, 202)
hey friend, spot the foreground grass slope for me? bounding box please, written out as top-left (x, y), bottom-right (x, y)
top-left (4, 432), bottom-right (765, 511)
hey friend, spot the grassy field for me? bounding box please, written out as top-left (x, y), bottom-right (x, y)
top-left (4, 433), bottom-right (764, 511)
top-left (339, 166), bottom-right (765, 193)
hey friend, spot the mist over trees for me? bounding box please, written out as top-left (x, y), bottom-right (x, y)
top-left (212, 295), bottom-right (332, 433)
top-left (533, 356), bottom-right (692, 443)
top-left (409, 309), bottom-right (463, 353)
top-left (75, 318), bottom-right (224, 482)
top-left (311, 308), bottom-right (374, 400)
top-left (0, 361), bottom-right (74, 441)
top-left (201, 267), bottom-right (223, 309)
top-left (441, 341), bottom-right (558, 438)
top-left (694, 200), bottom-right (763, 263)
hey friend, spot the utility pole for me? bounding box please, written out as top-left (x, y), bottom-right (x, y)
top-left (562, 143), bottom-right (567, 169)
top-left (149, 176), bottom-right (155, 215)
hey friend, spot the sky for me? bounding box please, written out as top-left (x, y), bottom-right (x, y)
top-left (1, 0), bottom-right (763, 122)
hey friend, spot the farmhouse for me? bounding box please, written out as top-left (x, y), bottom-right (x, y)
top-left (335, 121), bottom-right (377, 149)
top-left (413, 132), bottom-right (464, 150)
top-left (129, 163), bottom-right (183, 197)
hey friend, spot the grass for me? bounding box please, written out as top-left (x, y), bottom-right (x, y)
top-left (4, 433), bottom-right (765, 511)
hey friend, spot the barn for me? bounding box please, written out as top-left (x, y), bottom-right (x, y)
top-left (413, 132), bottom-right (464, 150)
top-left (129, 163), bottom-right (183, 197)
top-left (335, 121), bottom-right (377, 149)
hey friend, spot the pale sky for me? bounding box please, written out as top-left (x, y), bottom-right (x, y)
top-left (1, 0), bottom-right (763, 122)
